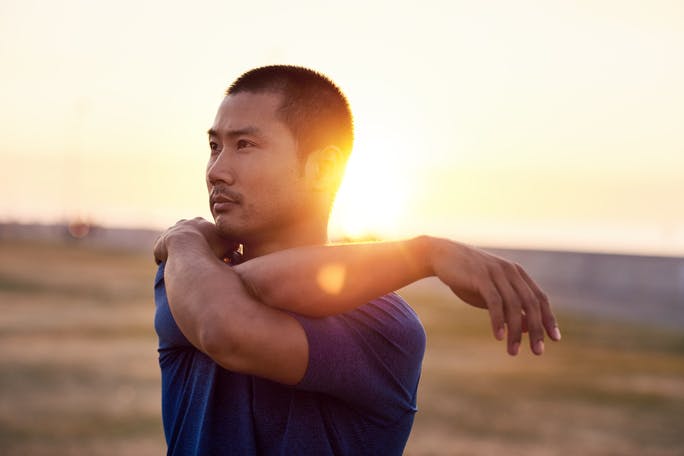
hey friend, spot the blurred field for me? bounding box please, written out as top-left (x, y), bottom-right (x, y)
top-left (0, 240), bottom-right (682, 455)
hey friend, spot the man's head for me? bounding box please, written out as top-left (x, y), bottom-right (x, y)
top-left (226, 65), bottom-right (354, 163)
top-left (206, 65), bottom-right (354, 248)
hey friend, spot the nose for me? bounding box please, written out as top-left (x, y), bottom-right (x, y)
top-left (206, 151), bottom-right (236, 187)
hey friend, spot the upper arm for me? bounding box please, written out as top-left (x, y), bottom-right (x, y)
top-left (201, 295), bottom-right (309, 385)
top-left (166, 260), bottom-right (309, 386)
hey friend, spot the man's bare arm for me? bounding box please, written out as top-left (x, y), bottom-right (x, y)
top-left (156, 218), bottom-right (561, 357)
top-left (234, 238), bottom-right (431, 317)
top-left (235, 235), bottom-right (559, 356)
top-left (162, 230), bottom-right (308, 385)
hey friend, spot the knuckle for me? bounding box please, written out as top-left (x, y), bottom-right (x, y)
top-left (528, 315), bottom-right (543, 330)
top-left (515, 264), bottom-right (529, 278)
top-left (524, 290), bottom-right (539, 304)
top-left (543, 314), bottom-right (557, 326)
top-left (506, 296), bottom-right (522, 312)
top-left (488, 293), bottom-right (503, 308)
top-left (538, 290), bottom-right (550, 304)
top-left (502, 261), bottom-right (516, 274)
top-left (488, 261), bottom-right (503, 274)
top-left (507, 312), bottom-right (522, 328)
top-left (497, 261), bottom-right (511, 274)
top-left (491, 313), bottom-right (504, 325)
top-left (522, 299), bottom-right (541, 316)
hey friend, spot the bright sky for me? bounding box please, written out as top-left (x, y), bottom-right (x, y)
top-left (1, 0), bottom-right (683, 256)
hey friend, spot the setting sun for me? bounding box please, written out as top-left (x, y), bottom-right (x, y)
top-left (328, 131), bottom-right (412, 241)
top-left (1, 0), bottom-right (682, 256)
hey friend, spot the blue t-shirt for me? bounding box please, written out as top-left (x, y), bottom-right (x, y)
top-left (154, 262), bottom-right (426, 455)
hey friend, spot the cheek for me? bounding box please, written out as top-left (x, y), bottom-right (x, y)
top-left (205, 160), bottom-right (214, 189)
top-left (251, 175), bottom-right (302, 211)
top-left (254, 164), bottom-right (298, 189)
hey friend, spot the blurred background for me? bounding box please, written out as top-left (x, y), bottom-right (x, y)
top-left (1, 0), bottom-right (682, 454)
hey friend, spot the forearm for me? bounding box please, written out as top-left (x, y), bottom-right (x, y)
top-left (157, 217), bottom-right (561, 357)
top-left (234, 236), bottom-right (435, 317)
top-left (164, 233), bottom-right (248, 353)
top-left (162, 230), bottom-right (309, 382)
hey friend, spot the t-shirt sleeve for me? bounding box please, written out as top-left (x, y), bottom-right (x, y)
top-left (290, 293), bottom-right (426, 423)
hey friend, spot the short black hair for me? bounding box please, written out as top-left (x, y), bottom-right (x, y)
top-left (226, 65), bottom-right (354, 161)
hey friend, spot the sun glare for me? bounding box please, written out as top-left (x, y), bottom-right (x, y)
top-left (329, 133), bottom-right (411, 241)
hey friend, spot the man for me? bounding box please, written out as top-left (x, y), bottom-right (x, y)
top-left (153, 65), bottom-right (561, 455)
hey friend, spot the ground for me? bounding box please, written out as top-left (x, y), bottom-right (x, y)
top-left (0, 240), bottom-right (682, 455)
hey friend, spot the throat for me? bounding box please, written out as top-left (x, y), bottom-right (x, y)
top-left (242, 223), bottom-right (328, 260)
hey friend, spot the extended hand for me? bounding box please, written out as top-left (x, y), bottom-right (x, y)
top-left (428, 237), bottom-right (561, 356)
top-left (153, 217), bottom-right (240, 264)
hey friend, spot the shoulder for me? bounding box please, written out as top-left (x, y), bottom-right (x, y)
top-left (378, 293), bottom-right (426, 358)
top-left (354, 293), bottom-right (425, 347)
top-left (295, 292), bottom-right (426, 360)
top-left (292, 293), bottom-right (425, 421)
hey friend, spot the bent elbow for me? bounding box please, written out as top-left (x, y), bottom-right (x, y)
top-left (198, 319), bottom-right (240, 368)
top-left (233, 264), bottom-right (265, 303)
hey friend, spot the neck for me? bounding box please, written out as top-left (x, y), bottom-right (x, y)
top-left (241, 216), bottom-right (329, 261)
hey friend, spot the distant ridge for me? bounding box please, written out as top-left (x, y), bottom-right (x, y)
top-left (0, 222), bottom-right (160, 252)
top-left (485, 247), bottom-right (684, 329)
top-left (1, 222), bottom-right (682, 328)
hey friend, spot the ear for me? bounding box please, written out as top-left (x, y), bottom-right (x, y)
top-left (304, 145), bottom-right (346, 193)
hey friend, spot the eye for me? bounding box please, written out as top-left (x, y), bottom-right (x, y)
top-left (209, 141), bottom-right (220, 155)
top-left (236, 139), bottom-right (253, 150)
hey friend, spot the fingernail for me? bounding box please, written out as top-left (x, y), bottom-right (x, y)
top-left (511, 342), bottom-right (520, 356)
top-left (496, 328), bottom-right (505, 340)
top-left (534, 340), bottom-right (544, 355)
top-left (553, 327), bottom-right (562, 341)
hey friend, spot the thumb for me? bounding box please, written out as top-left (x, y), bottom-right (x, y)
top-left (153, 234), bottom-right (167, 264)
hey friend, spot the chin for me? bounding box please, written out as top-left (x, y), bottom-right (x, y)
top-left (214, 216), bottom-right (245, 242)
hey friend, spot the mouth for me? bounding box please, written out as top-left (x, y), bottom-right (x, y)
top-left (210, 190), bottom-right (242, 213)
top-left (212, 201), bottom-right (238, 213)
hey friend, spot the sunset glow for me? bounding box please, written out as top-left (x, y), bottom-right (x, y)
top-left (1, 1), bottom-right (683, 255)
top-left (329, 130), bottom-right (412, 240)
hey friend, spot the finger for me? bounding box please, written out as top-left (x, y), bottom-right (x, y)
top-left (521, 312), bottom-right (529, 334)
top-left (516, 265), bottom-right (561, 341)
top-left (478, 283), bottom-right (505, 341)
top-left (490, 267), bottom-right (522, 356)
top-left (506, 264), bottom-right (544, 355)
top-left (153, 234), bottom-right (167, 264)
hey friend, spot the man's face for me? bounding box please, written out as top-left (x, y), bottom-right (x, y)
top-left (206, 91), bottom-right (312, 242)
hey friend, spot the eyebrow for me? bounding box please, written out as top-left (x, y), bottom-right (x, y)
top-left (207, 126), bottom-right (262, 138)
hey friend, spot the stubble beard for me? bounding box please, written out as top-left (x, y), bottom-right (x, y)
top-left (212, 214), bottom-right (246, 244)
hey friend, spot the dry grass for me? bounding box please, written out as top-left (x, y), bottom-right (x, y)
top-left (0, 240), bottom-right (162, 455)
top-left (0, 240), bottom-right (682, 455)
top-left (403, 286), bottom-right (684, 455)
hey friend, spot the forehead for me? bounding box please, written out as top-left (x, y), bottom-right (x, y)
top-left (211, 91), bottom-right (285, 134)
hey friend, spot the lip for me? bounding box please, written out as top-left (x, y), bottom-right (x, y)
top-left (212, 199), bottom-right (238, 213)
top-left (211, 195), bottom-right (238, 204)
top-left (210, 189), bottom-right (242, 213)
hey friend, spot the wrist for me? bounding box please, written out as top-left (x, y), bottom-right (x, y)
top-left (165, 230), bottom-right (207, 253)
top-left (408, 235), bottom-right (437, 278)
